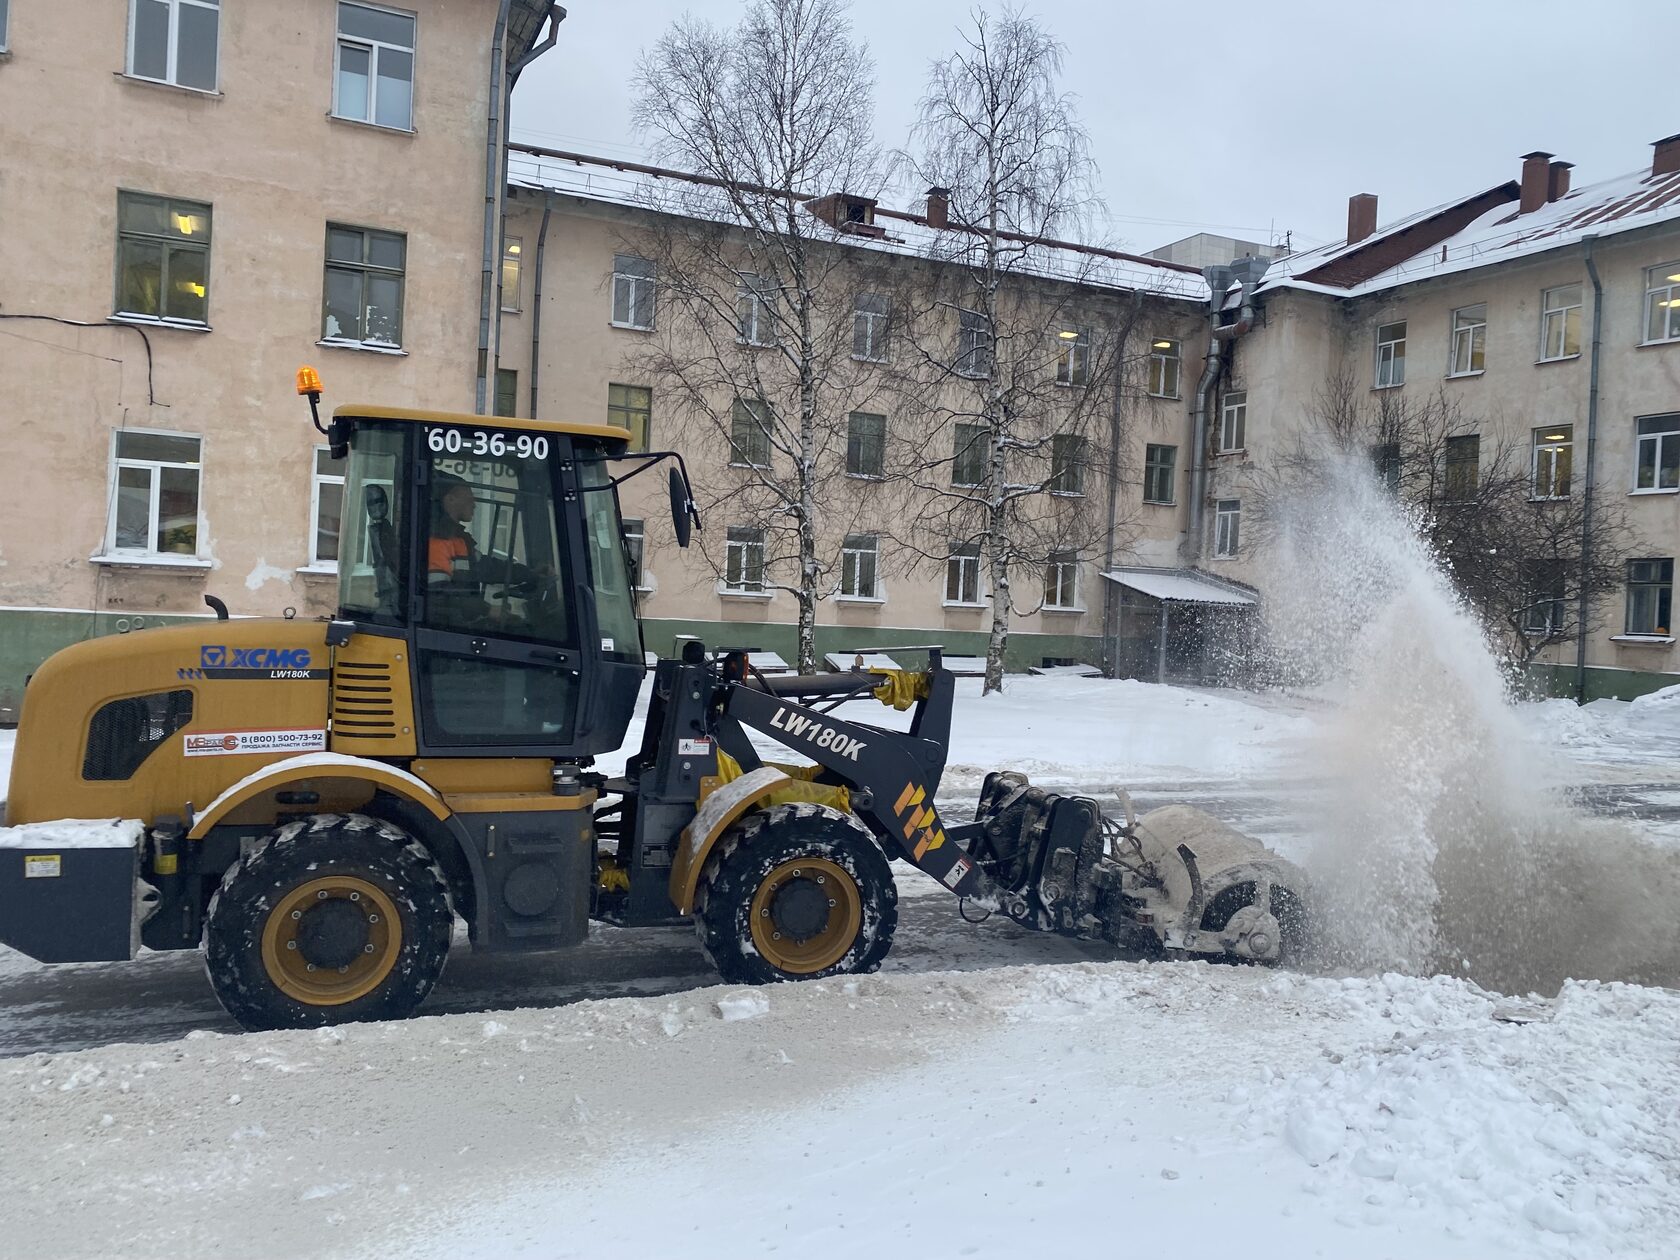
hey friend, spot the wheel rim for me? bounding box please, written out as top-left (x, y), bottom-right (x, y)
top-left (748, 856), bottom-right (862, 975)
top-left (259, 875), bottom-right (402, 1006)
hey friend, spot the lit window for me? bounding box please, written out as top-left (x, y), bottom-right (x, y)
top-left (1050, 434), bottom-right (1085, 495)
top-left (1445, 434), bottom-right (1480, 499)
top-left (494, 368), bottom-right (518, 418)
top-left (501, 238), bottom-right (522, 313)
top-left (952, 422), bottom-right (988, 487)
top-left (609, 384), bottom-right (652, 452)
top-left (1147, 338), bottom-right (1180, 398)
top-left (1644, 263), bottom-right (1680, 344)
top-left (322, 223), bottom-right (406, 346)
top-left (1219, 391), bottom-right (1247, 452)
top-left (1054, 326), bottom-right (1090, 387)
top-left (847, 412), bottom-right (885, 478)
top-left (127, 0), bottom-right (220, 92)
top-left (612, 255), bottom-right (656, 330)
top-left (946, 542), bottom-right (981, 605)
top-left (1044, 550), bottom-right (1079, 609)
top-left (737, 275), bottom-right (776, 346)
top-left (1532, 425), bottom-right (1572, 499)
top-left (1539, 284), bottom-right (1581, 361)
top-left (311, 447), bottom-right (346, 567)
top-left (622, 518), bottom-right (647, 590)
top-left (853, 294), bottom-right (889, 362)
top-left (334, 2), bottom-right (415, 131)
top-left (1375, 321), bottom-right (1406, 388)
top-left (1635, 413), bottom-right (1680, 491)
top-left (108, 430), bottom-right (202, 557)
top-left (730, 398), bottom-right (772, 468)
top-left (1213, 499), bottom-right (1241, 558)
top-left (1626, 558), bottom-right (1673, 635)
top-left (1448, 304), bottom-right (1487, 376)
top-left (956, 309), bottom-right (993, 378)
top-left (1143, 444), bottom-right (1175, 504)
top-left (840, 534), bottom-right (880, 599)
top-left (724, 527), bottom-right (766, 593)
top-left (116, 192), bottom-right (212, 324)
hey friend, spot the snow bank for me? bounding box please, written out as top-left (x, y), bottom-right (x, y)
top-left (0, 818), bottom-right (141, 850)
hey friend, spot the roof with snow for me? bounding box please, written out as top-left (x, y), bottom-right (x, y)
top-left (505, 145), bottom-right (1213, 302)
top-left (1266, 165), bottom-right (1680, 298)
top-left (1102, 568), bottom-right (1257, 606)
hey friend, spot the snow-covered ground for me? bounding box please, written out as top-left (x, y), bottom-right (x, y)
top-left (2, 675), bottom-right (1679, 1258)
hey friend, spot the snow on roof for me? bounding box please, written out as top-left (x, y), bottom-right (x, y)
top-left (506, 146), bottom-right (1212, 302)
top-left (824, 651), bottom-right (902, 673)
top-left (1102, 568), bottom-right (1257, 606)
top-left (1268, 165), bottom-right (1680, 298)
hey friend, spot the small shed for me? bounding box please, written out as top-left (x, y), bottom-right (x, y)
top-left (1102, 567), bottom-right (1258, 685)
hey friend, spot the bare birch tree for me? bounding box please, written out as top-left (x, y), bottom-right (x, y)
top-left (628, 0), bottom-right (884, 672)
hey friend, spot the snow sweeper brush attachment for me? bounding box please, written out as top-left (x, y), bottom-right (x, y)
top-left (960, 773), bottom-right (1311, 964)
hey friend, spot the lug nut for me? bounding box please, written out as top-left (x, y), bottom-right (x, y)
top-left (318, 890), bottom-right (328, 899)
top-left (291, 910), bottom-right (302, 920)
top-left (827, 899), bottom-right (836, 908)
top-left (368, 914), bottom-right (379, 924)
top-left (286, 941), bottom-right (297, 950)
top-left (338, 966), bottom-right (348, 974)
top-left (815, 874), bottom-right (825, 884)
top-left (349, 892), bottom-right (360, 902)
top-left (306, 964), bottom-right (317, 972)
top-left (364, 944), bottom-right (376, 953)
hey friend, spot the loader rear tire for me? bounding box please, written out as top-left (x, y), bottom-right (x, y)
top-left (695, 803), bottom-right (897, 985)
top-left (203, 814), bottom-right (453, 1031)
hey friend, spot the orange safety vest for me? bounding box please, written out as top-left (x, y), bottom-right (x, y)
top-left (428, 535), bottom-right (470, 582)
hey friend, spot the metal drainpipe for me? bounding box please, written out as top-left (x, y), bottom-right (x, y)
top-left (1189, 264), bottom-right (1266, 557)
top-left (1187, 333), bottom-right (1222, 555)
top-left (529, 193), bottom-right (553, 418)
top-left (477, 0), bottom-right (515, 416)
top-left (1575, 234), bottom-right (1604, 703)
top-left (1100, 320), bottom-right (1130, 674)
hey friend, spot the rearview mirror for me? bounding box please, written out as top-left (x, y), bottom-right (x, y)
top-left (365, 484), bottom-right (389, 524)
top-left (669, 467), bottom-right (693, 549)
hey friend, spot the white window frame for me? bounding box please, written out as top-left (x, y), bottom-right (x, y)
top-left (1219, 391), bottom-right (1247, 453)
top-left (1643, 263), bottom-right (1680, 345)
top-left (737, 275), bottom-right (775, 347)
top-left (309, 446), bottom-right (345, 569)
top-left (2, 0), bottom-right (13, 53)
top-left (1044, 550), bottom-right (1080, 611)
top-left (956, 309), bottom-right (993, 379)
top-left (611, 255), bottom-right (656, 330)
top-left (1143, 443), bottom-right (1176, 505)
top-left (1448, 304), bottom-right (1487, 377)
top-left (126, 0), bottom-right (221, 92)
top-left (945, 543), bottom-right (982, 606)
top-left (500, 237), bottom-right (522, 313)
top-left (730, 398), bottom-right (773, 469)
top-left (1213, 499), bottom-right (1241, 559)
top-left (1625, 558), bottom-right (1674, 636)
top-left (723, 526), bottom-right (767, 593)
top-left (105, 428), bottom-right (203, 558)
top-left (333, 1), bottom-right (416, 132)
top-left (321, 222), bottom-right (406, 347)
top-left (853, 294), bottom-right (889, 362)
top-left (622, 517), bottom-right (649, 591)
top-left (1054, 326), bottom-right (1090, 387)
top-left (1146, 338), bottom-right (1180, 398)
top-left (839, 534), bottom-right (881, 600)
top-left (1539, 284), bottom-right (1581, 362)
top-left (1375, 320), bottom-right (1406, 388)
top-left (1634, 413), bottom-right (1680, 493)
top-left (1531, 426), bottom-right (1572, 500)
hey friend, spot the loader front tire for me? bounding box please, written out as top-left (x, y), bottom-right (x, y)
top-left (204, 814), bottom-right (453, 1031)
top-left (695, 803), bottom-right (897, 985)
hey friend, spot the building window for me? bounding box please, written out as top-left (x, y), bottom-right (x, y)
top-left (108, 430), bottom-right (201, 557)
top-left (1626, 558), bottom-right (1673, 635)
top-left (1371, 441), bottom-right (1401, 492)
top-left (724, 526), bottom-right (766, 593)
top-left (1444, 434), bottom-right (1480, 499)
top-left (730, 398), bottom-right (772, 468)
top-left (1644, 263), bottom-right (1680, 344)
top-left (1044, 550), bottom-right (1079, 609)
top-left (840, 534), bottom-right (880, 599)
top-left (1532, 425), bottom-right (1572, 499)
top-left (1054, 326), bottom-right (1090, 387)
top-left (127, 0), bottom-right (220, 92)
top-left (1523, 559), bottom-right (1567, 635)
top-left (1143, 443), bottom-right (1176, 505)
top-left (1147, 337), bottom-right (1180, 398)
top-left (334, 2), bottom-right (415, 131)
top-left (116, 192), bottom-right (211, 324)
top-left (1448, 304), bottom-right (1487, 376)
top-left (847, 411), bottom-right (885, 478)
top-left (1213, 499), bottom-right (1241, 558)
top-left (608, 384), bottom-right (652, 452)
top-left (952, 422), bottom-right (988, 487)
top-left (622, 517), bottom-right (647, 590)
top-left (1635, 413), bottom-right (1680, 491)
top-left (1375, 320), bottom-right (1406, 388)
top-left (611, 255), bottom-right (656, 330)
top-left (1539, 284), bottom-right (1581, 361)
top-left (946, 542), bottom-right (981, 604)
top-left (322, 224), bottom-right (405, 346)
top-left (493, 368), bottom-right (518, 418)
top-left (1219, 390), bottom-right (1247, 452)
top-left (737, 274), bottom-right (776, 346)
top-left (0, 0), bottom-right (9, 52)
top-left (311, 447), bottom-right (346, 567)
top-left (501, 238), bottom-right (522, 313)
top-left (853, 293), bottom-right (889, 362)
top-left (1050, 434), bottom-right (1085, 495)
top-left (956, 308), bottom-right (994, 378)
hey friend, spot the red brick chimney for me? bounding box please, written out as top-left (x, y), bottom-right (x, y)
top-left (1653, 133), bottom-right (1680, 177)
top-left (1519, 151), bottom-right (1553, 214)
top-left (925, 186), bottom-right (950, 230)
top-left (1347, 193), bottom-right (1378, 244)
top-left (1547, 160), bottom-right (1573, 203)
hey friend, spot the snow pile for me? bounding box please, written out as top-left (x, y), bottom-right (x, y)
top-left (0, 818), bottom-right (141, 849)
top-left (1629, 682), bottom-right (1680, 711)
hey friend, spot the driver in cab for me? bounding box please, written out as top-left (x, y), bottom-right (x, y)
top-left (427, 472), bottom-right (547, 623)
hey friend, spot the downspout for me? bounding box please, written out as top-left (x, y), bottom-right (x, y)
top-left (1189, 259), bottom-right (1267, 556)
top-left (1100, 319), bottom-right (1130, 675)
top-left (1575, 234), bottom-right (1604, 702)
top-left (529, 192), bottom-right (554, 418)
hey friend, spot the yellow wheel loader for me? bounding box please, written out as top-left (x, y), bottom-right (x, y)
top-left (0, 372), bottom-right (1309, 1030)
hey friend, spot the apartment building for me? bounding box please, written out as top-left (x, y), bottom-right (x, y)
top-left (0, 0), bottom-right (559, 717)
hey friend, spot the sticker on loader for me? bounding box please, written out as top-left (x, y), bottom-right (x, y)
top-left (893, 782), bottom-right (946, 859)
top-left (183, 728), bottom-right (327, 757)
top-left (23, 855), bottom-right (61, 879)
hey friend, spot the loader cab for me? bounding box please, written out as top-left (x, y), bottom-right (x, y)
top-left (328, 406), bottom-right (646, 759)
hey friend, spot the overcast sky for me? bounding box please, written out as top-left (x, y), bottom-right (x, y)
top-left (511, 0), bottom-right (1666, 255)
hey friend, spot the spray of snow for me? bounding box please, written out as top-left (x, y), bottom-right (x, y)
top-left (1259, 455), bottom-right (1680, 993)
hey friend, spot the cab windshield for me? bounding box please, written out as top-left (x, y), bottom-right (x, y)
top-left (578, 458), bottom-right (642, 662)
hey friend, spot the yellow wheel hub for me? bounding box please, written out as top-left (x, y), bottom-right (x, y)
top-left (259, 875), bottom-right (402, 1006)
top-left (748, 856), bottom-right (861, 975)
